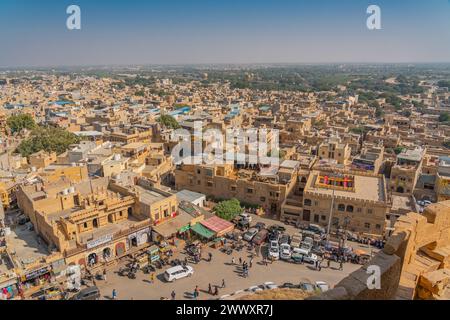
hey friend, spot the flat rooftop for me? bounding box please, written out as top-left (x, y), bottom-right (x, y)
top-left (136, 186), bottom-right (168, 205)
top-left (5, 213), bottom-right (50, 268)
top-left (305, 171), bottom-right (386, 203)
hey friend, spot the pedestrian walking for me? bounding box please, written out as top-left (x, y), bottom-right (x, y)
top-left (171, 291), bottom-right (176, 300)
top-left (214, 286), bottom-right (219, 296)
top-left (103, 269), bottom-right (107, 282)
top-left (327, 259), bottom-right (331, 268)
top-left (194, 286), bottom-right (200, 299)
top-left (221, 279), bottom-right (226, 288)
top-left (208, 283), bottom-right (212, 295)
top-left (249, 258), bottom-right (253, 268)
top-left (150, 273), bottom-right (155, 283)
top-left (112, 289), bottom-right (117, 300)
top-left (231, 257), bottom-right (235, 265)
top-left (339, 260), bottom-right (344, 271)
top-left (239, 257), bottom-right (242, 265)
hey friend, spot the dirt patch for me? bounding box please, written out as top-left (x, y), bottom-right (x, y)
top-left (238, 289), bottom-right (316, 300)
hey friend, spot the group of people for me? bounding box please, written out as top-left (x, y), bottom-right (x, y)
top-left (231, 256), bottom-right (253, 277)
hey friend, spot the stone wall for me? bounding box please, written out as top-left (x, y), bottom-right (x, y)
top-left (309, 200), bottom-right (450, 300)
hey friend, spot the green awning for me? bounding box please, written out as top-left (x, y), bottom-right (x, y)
top-left (179, 225), bottom-right (191, 233)
top-left (191, 223), bottom-right (215, 239)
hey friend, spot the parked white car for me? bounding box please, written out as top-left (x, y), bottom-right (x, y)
top-left (280, 243), bottom-right (292, 260)
top-left (263, 282), bottom-right (279, 290)
top-left (303, 253), bottom-right (319, 264)
top-left (292, 247), bottom-right (310, 256)
top-left (247, 285), bottom-right (264, 292)
top-left (243, 228), bottom-right (259, 242)
top-left (268, 241), bottom-right (280, 260)
top-left (315, 281), bottom-right (330, 292)
top-left (239, 213), bottom-right (253, 223)
top-left (164, 265), bottom-right (194, 282)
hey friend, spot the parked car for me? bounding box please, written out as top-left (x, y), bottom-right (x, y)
top-left (279, 234), bottom-right (290, 245)
top-left (71, 286), bottom-right (100, 300)
top-left (269, 230), bottom-right (281, 242)
top-left (290, 233), bottom-right (303, 248)
top-left (315, 281), bottom-right (330, 292)
top-left (306, 224), bottom-right (326, 235)
top-left (268, 225), bottom-right (286, 233)
top-left (268, 241), bottom-right (280, 260)
top-left (237, 219), bottom-right (250, 231)
top-left (239, 213), bottom-right (253, 223)
top-left (263, 282), bottom-right (278, 290)
top-left (254, 222), bottom-right (266, 231)
top-left (246, 285), bottom-right (264, 292)
top-left (299, 281), bottom-right (316, 293)
top-left (243, 228), bottom-right (259, 242)
top-left (164, 265), bottom-right (194, 282)
top-left (292, 247), bottom-right (310, 256)
top-left (311, 245), bottom-right (324, 257)
top-left (252, 229), bottom-right (269, 245)
top-left (301, 237), bottom-right (314, 251)
top-left (280, 243), bottom-right (292, 260)
top-left (281, 283), bottom-right (299, 289)
top-left (303, 253), bottom-right (319, 264)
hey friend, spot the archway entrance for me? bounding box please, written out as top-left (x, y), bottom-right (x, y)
top-left (103, 247), bottom-right (112, 260)
top-left (396, 186), bottom-right (405, 193)
top-left (87, 253), bottom-right (97, 267)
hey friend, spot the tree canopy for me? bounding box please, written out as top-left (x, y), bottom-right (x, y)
top-left (16, 126), bottom-right (80, 157)
top-left (7, 114), bottom-right (36, 133)
top-left (214, 198), bottom-right (243, 221)
top-left (158, 114), bottom-right (181, 129)
top-left (439, 113), bottom-right (450, 123)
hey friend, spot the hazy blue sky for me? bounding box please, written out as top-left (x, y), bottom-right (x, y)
top-left (1, 0), bottom-right (450, 67)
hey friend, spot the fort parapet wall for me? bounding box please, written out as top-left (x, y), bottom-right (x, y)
top-left (309, 200), bottom-right (450, 300)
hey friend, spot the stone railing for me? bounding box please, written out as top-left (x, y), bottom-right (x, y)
top-left (309, 200), bottom-right (450, 300)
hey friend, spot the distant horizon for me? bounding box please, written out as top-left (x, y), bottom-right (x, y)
top-left (2, 0), bottom-right (450, 68)
top-left (3, 61), bottom-right (450, 71)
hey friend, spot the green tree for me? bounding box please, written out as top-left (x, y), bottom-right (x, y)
top-left (439, 113), bottom-right (450, 123)
top-left (394, 147), bottom-right (405, 155)
top-left (16, 126), bottom-right (80, 157)
top-left (158, 115), bottom-right (181, 129)
top-left (7, 114), bottom-right (36, 133)
top-left (214, 198), bottom-right (243, 221)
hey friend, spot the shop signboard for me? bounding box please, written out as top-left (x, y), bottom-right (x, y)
top-left (23, 267), bottom-right (50, 281)
top-left (87, 234), bottom-right (113, 250)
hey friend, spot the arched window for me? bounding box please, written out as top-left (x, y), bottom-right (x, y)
top-left (338, 204), bottom-right (345, 212)
top-left (346, 205), bottom-right (354, 213)
top-left (304, 199), bottom-right (312, 206)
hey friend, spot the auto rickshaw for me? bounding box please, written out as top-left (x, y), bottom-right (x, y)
top-left (351, 249), bottom-right (372, 265)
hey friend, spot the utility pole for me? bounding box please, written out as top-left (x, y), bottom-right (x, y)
top-left (326, 179), bottom-right (336, 244)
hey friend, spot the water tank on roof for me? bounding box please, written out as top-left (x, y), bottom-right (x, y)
top-left (113, 154), bottom-right (121, 161)
top-left (62, 189), bottom-right (69, 196)
top-left (69, 186), bottom-right (75, 194)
